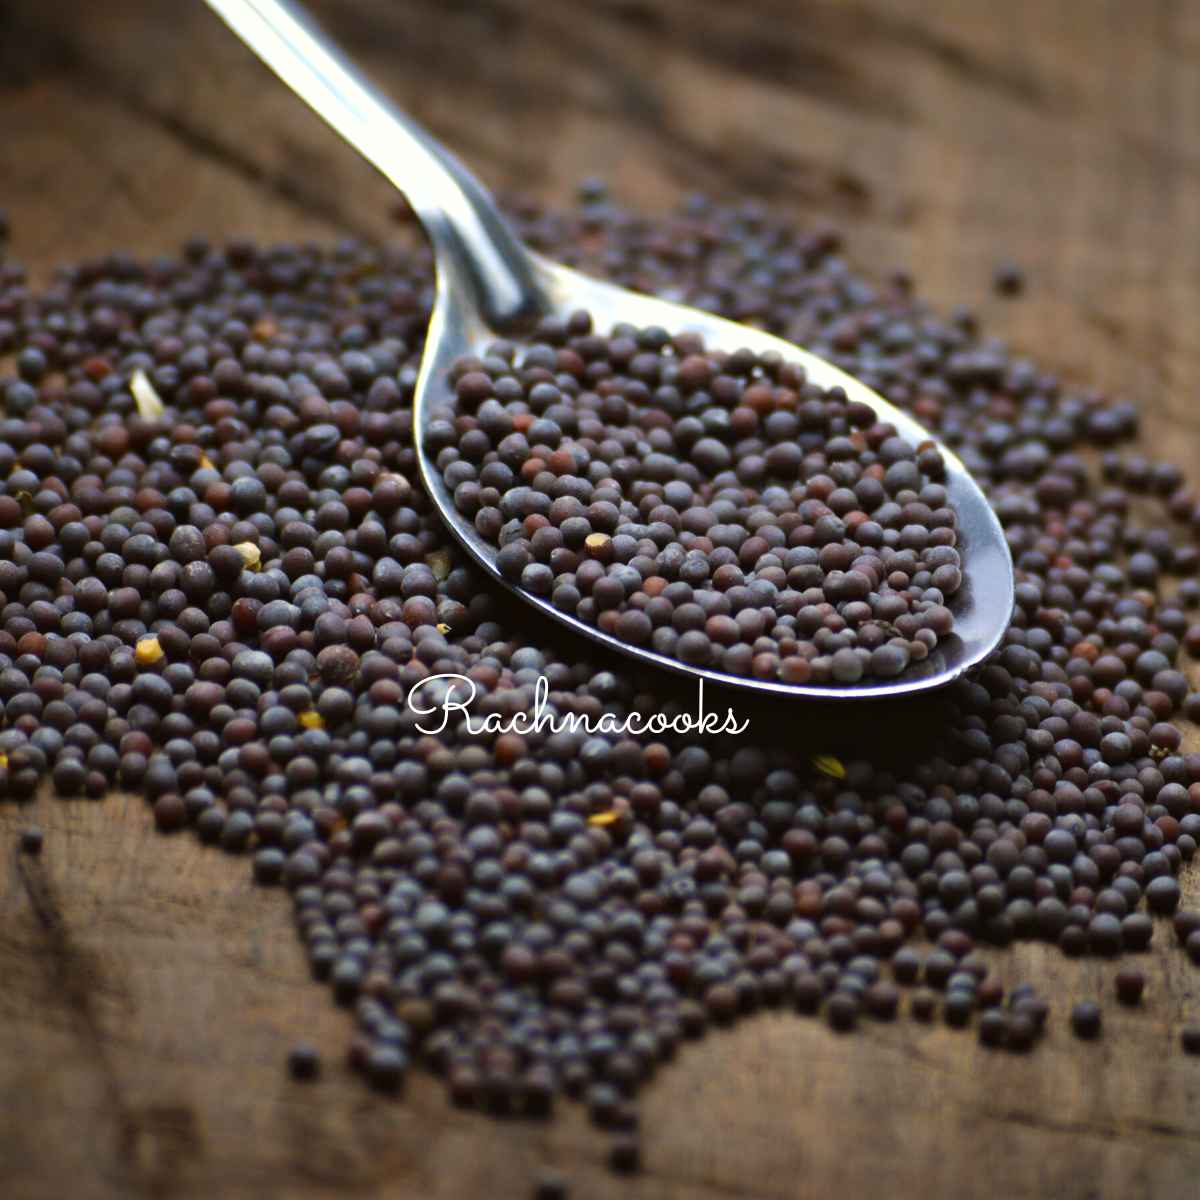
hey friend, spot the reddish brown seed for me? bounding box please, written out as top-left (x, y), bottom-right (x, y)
top-left (1071, 1002), bottom-right (1102, 1040)
top-left (865, 981), bottom-right (899, 1020)
top-left (608, 1136), bottom-right (641, 1175)
top-left (153, 794), bottom-right (187, 833)
top-left (1115, 968), bottom-right (1146, 1006)
top-left (910, 990), bottom-right (937, 1022)
top-left (287, 1043), bottom-right (321, 1081)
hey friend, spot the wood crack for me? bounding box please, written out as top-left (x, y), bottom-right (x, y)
top-left (977, 1105), bottom-right (1200, 1145)
top-left (13, 851), bottom-right (154, 1198)
top-left (0, 3), bottom-right (379, 243)
top-left (90, 84), bottom-right (380, 243)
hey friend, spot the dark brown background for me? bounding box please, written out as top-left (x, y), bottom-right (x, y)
top-left (2, 2), bottom-right (1200, 1198)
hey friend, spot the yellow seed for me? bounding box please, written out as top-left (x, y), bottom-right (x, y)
top-left (235, 542), bottom-right (261, 570)
top-left (130, 368), bottom-right (164, 418)
top-left (588, 809), bottom-right (620, 827)
top-left (0, 751), bottom-right (8, 770)
top-left (436, 623), bottom-right (451, 635)
top-left (584, 532), bottom-right (611, 554)
top-left (425, 550), bottom-right (452, 581)
top-left (135, 635), bottom-right (164, 667)
top-left (298, 710), bottom-right (325, 730)
top-left (199, 454), bottom-right (216, 470)
top-left (812, 753), bottom-right (846, 780)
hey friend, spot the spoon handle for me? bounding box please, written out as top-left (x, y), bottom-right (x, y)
top-left (204, 0), bottom-right (543, 326)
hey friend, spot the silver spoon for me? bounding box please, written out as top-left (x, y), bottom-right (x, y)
top-left (204, 0), bottom-right (1014, 700)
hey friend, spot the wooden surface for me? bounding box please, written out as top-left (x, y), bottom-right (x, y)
top-left (2, 2), bottom-right (1200, 1197)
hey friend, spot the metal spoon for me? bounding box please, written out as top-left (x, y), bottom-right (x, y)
top-left (204, 0), bottom-right (1014, 700)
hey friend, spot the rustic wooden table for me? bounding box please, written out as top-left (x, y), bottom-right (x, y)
top-left (2, 2), bottom-right (1200, 1197)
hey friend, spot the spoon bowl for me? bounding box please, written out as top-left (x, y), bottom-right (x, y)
top-left (207, 0), bottom-right (1015, 699)
top-left (417, 254), bottom-right (1014, 698)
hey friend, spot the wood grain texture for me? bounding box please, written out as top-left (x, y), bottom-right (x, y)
top-left (2, 1), bottom-right (1200, 1197)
